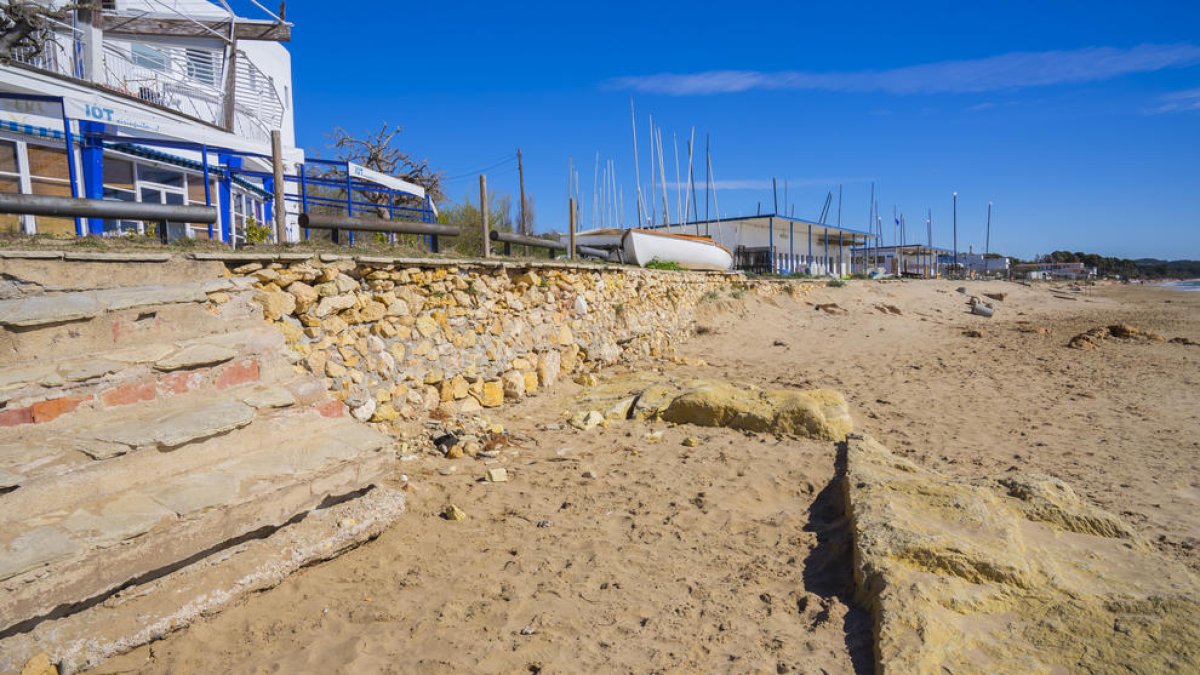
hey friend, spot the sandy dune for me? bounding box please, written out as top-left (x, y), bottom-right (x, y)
top-left (96, 279), bottom-right (1200, 674)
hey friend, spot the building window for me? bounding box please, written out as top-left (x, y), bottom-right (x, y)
top-left (102, 158), bottom-right (138, 234)
top-left (185, 49), bottom-right (218, 86)
top-left (26, 145), bottom-right (75, 236)
top-left (0, 140), bottom-right (21, 234)
top-left (132, 43), bottom-right (169, 71)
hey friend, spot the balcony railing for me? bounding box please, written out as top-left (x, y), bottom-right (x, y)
top-left (9, 21), bottom-right (285, 143)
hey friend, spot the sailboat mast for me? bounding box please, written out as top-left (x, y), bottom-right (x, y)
top-left (629, 98), bottom-right (644, 227)
top-left (673, 133), bottom-right (683, 226)
top-left (657, 128), bottom-right (669, 226)
top-left (648, 115), bottom-right (656, 227)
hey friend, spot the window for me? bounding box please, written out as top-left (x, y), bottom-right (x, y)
top-left (185, 49), bottom-right (218, 86)
top-left (102, 158), bottom-right (137, 235)
top-left (132, 43), bottom-right (168, 71)
top-left (26, 145), bottom-right (74, 236)
top-left (137, 165), bottom-right (183, 187)
top-left (0, 140), bottom-right (20, 234)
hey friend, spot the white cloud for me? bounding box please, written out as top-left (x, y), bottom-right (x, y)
top-left (1147, 88), bottom-right (1200, 113)
top-left (609, 44), bottom-right (1200, 96)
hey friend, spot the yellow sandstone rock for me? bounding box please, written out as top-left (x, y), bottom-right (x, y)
top-left (844, 433), bottom-right (1200, 674)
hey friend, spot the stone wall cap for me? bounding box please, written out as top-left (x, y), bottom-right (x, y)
top-left (0, 250), bottom-right (65, 260)
top-left (62, 252), bottom-right (173, 263)
top-left (188, 252), bottom-right (281, 262)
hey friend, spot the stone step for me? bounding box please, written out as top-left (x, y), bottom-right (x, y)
top-left (0, 277), bottom-right (261, 368)
top-left (0, 277), bottom-right (244, 329)
top-left (0, 486), bottom-right (407, 674)
top-left (0, 366), bottom-right (327, 490)
top-left (0, 325), bottom-right (298, 436)
top-left (0, 410), bottom-right (393, 635)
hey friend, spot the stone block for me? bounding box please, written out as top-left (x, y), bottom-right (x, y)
top-left (154, 343), bottom-right (237, 371)
top-left (214, 358), bottom-right (260, 389)
top-left (30, 395), bottom-right (88, 423)
top-left (0, 527), bottom-right (80, 581)
top-left (100, 380), bottom-right (156, 408)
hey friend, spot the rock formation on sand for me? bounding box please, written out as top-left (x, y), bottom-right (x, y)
top-left (570, 375), bottom-right (853, 441)
top-left (843, 433), bottom-right (1200, 674)
top-left (1068, 324), bottom-right (1165, 350)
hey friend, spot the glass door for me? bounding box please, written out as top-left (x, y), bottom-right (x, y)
top-left (138, 185), bottom-right (189, 242)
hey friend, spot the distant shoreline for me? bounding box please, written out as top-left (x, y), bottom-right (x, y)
top-left (1154, 279), bottom-right (1200, 291)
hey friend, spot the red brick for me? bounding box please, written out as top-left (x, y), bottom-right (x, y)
top-left (0, 406), bottom-right (33, 427)
top-left (214, 358), bottom-right (260, 390)
top-left (31, 395), bottom-right (88, 423)
top-left (315, 399), bottom-right (345, 418)
top-left (159, 368), bottom-right (209, 396)
top-left (101, 380), bottom-right (157, 407)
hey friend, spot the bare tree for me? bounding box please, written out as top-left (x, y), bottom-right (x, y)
top-left (328, 123), bottom-right (445, 218)
top-left (0, 1), bottom-right (83, 63)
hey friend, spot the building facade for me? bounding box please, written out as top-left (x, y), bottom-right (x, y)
top-left (1, 1), bottom-right (430, 243)
top-left (646, 215), bottom-right (874, 276)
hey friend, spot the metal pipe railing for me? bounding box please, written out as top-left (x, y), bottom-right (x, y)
top-left (489, 230), bottom-right (610, 259)
top-left (297, 213), bottom-right (459, 250)
top-left (0, 192), bottom-right (217, 223)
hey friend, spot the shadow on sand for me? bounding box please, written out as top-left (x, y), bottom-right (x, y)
top-left (802, 440), bottom-right (874, 674)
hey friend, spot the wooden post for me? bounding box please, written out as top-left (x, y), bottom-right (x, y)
top-left (480, 174), bottom-right (490, 258)
top-left (568, 197), bottom-right (576, 261)
top-left (222, 38), bottom-right (239, 131)
top-left (271, 129), bottom-right (286, 244)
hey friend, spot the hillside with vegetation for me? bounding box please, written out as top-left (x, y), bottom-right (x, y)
top-left (1034, 251), bottom-right (1200, 279)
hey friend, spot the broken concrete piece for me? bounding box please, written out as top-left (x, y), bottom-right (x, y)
top-left (485, 468), bottom-right (508, 483)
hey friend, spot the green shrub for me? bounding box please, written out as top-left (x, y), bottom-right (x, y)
top-left (244, 216), bottom-right (272, 245)
top-left (645, 257), bottom-right (683, 271)
top-left (828, 279), bottom-right (846, 288)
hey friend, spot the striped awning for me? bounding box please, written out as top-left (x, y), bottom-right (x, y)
top-left (0, 119), bottom-right (64, 140)
top-left (108, 142), bottom-right (271, 199)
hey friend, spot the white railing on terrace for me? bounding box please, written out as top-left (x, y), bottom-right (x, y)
top-left (9, 24), bottom-right (285, 143)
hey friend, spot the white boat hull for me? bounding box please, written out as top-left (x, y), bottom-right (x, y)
top-left (621, 229), bottom-right (733, 271)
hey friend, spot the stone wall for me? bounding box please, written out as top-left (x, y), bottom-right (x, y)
top-left (238, 257), bottom-right (748, 428)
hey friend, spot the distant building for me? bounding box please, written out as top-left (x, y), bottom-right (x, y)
top-left (849, 244), bottom-right (952, 278)
top-left (957, 253), bottom-right (1010, 277)
top-left (1012, 262), bottom-right (1096, 280)
top-left (642, 215), bottom-right (874, 275)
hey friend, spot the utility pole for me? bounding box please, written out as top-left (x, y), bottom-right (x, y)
top-left (985, 201), bottom-right (992, 257)
top-left (517, 148), bottom-right (528, 236)
top-left (952, 192), bottom-right (958, 275)
top-left (480, 175), bottom-right (490, 258)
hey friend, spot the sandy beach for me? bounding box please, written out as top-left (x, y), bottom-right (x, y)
top-left (96, 279), bottom-right (1200, 674)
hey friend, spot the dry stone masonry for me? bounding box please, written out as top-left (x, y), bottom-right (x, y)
top-left (241, 256), bottom-right (744, 429)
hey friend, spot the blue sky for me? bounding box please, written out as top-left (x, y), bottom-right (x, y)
top-left (280, 0), bottom-right (1199, 259)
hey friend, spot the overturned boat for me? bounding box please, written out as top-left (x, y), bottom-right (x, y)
top-left (575, 228), bottom-right (733, 271)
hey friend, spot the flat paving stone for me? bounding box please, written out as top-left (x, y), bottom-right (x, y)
top-left (0, 527), bottom-right (80, 581)
top-left (60, 492), bottom-right (176, 544)
top-left (239, 386), bottom-right (295, 409)
top-left (60, 359), bottom-right (124, 382)
top-left (154, 344), bottom-right (237, 371)
top-left (0, 364), bottom-right (63, 392)
top-left (149, 471), bottom-right (238, 516)
top-left (0, 294), bottom-right (102, 327)
top-left (0, 469), bottom-right (21, 490)
top-left (91, 399), bottom-right (255, 450)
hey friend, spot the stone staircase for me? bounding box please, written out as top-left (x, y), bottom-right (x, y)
top-left (0, 256), bottom-right (401, 673)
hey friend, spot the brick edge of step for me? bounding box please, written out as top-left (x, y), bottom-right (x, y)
top-left (0, 486), bottom-right (407, 674)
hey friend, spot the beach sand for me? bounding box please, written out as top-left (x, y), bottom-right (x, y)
top-left (96, 279), bottom-right (1200, 674)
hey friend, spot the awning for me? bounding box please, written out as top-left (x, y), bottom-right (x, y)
top-left (0, 118), bottom-right (64, 141)
top-left (109, 142), bottom-right (271, 198)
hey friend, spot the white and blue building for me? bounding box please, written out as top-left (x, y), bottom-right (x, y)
top-left (1, 0), bottom-right (432, 243)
